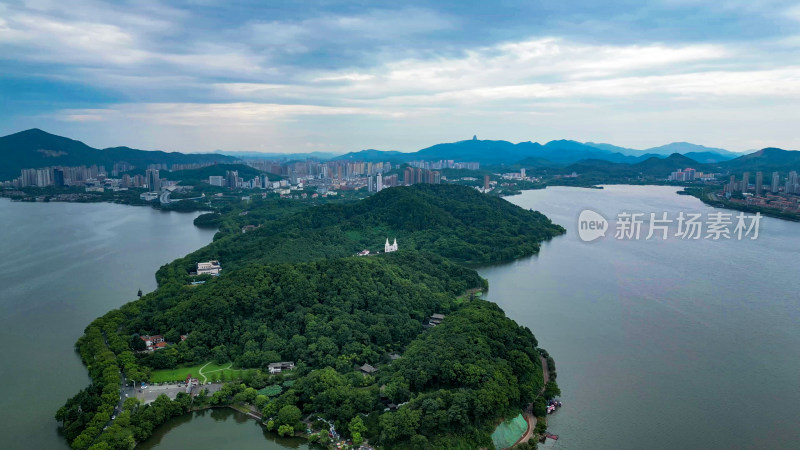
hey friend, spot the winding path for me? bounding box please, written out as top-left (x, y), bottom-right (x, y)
top-left (197, 362), bottom-right (232, 383)
top-left (512, 356), bottom-right (551, 447)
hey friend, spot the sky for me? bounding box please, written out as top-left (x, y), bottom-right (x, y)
top-left (1, 0), bottom-right (799, 154)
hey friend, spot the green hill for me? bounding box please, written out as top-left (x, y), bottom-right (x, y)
top-left (716, 147), bottom-right (800, 174)
top-left (632, 153), bottom-right (705, 175)
top-left (59, 184), bottom-right (563, 449)
top-left (0, 129), bottom-right (237, 180)
top-left (157, 184), bottom-right (565, 283)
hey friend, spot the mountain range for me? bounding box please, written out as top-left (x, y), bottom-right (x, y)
top-left (551, 150), bottom-right (800, 179)
top-left (0, 129), bottom-right (237, 180)
top-left (2, 129), bottom-right (798, 181)
top-left (336, 138), bottom-right (741, 166)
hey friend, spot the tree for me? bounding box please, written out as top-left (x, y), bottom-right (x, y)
top-left (277, 424), bottom-right (294, 437)
top-left (164, 329), bottom-right (181, 344)
top-left (533, 398), bottom-right (547, 417)
top-left (211, 345), bottom-right (228, 365)
top-left (543, 381), bottom-right (561, 400)
top-left (276, 405), bottom-right (302, 428)
top-left (130, 335), bottom-right (146, 351)
top-left (349, 416), bottom-right (367, 437)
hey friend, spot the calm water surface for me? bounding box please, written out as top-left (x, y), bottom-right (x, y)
top-left (479, 185), bottom-right (800, 449)
top-left (0, 199), bottom-right (216, 449)
top-left (3, 186), bottom-right (798, 450)
top-left (138, 408), bottom-right (310, 449)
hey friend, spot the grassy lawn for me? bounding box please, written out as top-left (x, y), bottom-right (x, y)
top-left (149, 362), bottom-right (261, 383)
top-left (149, 364), bottom-right (203, 383)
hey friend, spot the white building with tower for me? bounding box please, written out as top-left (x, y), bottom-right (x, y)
top-left (385, 238), bottom-right (398, 253)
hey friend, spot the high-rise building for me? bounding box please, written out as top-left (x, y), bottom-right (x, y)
top-left (53, 169), bottom-right (65, 187)
top-left (728, 175), bottom-right (736, 193)
top-left (384, 174), bottom-right (398, 187)
top-left (404, 167), bottom-right (414, 185)
top-left (484, 175), bottom-right (490, 191)
top-left (755, 172), bottom-right (763, 196)
top-left (742, 172), bottom-right (750, 192)
top-left (368, 175), bottom-right (375, 192)
top-left (225, 170), bottom-right (239, 188)
top-left (146, 168), bottom-right (161, 192)
top-left (376, 172), bottom-right (383, 192)
top-left (787, 171), bottom-right (798, 194)
top-left (772, 172), bottom-right (780, 193)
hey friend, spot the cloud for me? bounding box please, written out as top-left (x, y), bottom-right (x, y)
top-left (53, 102), bottom-right (400, 126)
top-left (3, 1), bottom-right (800, 151)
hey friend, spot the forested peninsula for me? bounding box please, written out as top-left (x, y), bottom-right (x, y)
top-left (57, 184), bottom-right (565, 449)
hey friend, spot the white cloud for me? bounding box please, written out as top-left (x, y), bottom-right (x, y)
top-left (54, 102), bottom-right (399, 127)
top-left (5, 1), bottom-right (800, 151)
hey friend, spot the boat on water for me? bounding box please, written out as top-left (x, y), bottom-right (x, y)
top-left (546, 398), bottom-right (563, 414)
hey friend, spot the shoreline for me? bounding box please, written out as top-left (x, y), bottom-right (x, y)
top-left (55, 185), bottom-right (563, 449)
top-left (504, 184), bottom-right (800, 224)
top-left (680, 187), bottom-right (800, 222)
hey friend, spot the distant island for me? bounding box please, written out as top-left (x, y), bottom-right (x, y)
top-left (57, 184), bottom-right (565, 449)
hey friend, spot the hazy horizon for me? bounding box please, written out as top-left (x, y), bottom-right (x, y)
top-left (5, 128), bottom-right (765, 156)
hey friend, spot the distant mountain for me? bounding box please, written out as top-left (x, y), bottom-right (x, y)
top-left (633, 153), bottom-right (704, 175)
top-left (584, 142), bottom-right (637, 154)
top-left (585, 141), bottom-right (737, 162)
top-left (715, 147), bottom-right (800, 174)
top-left (412, 139), bottom-right (533, 163)
top-left (642, 142), bottom-right (738, 157)
top-left (554, 153), bottom-right (706, 179)
top-left (0, 129), bottom-right (237, 181)
top-left (683, 151), bottom-right (733, 164)
top-left (336, 138), bottom-right (648, 166)
top-left (333, 138), bottom-right (737, 167)
top-left (336, 149), bottom-right (407, 161)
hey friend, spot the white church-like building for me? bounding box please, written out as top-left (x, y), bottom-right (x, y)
top-left (385, 238), bottom-right (398, 253)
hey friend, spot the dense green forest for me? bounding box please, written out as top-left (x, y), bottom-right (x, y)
top-left (130, 252), bottom-right (485, 370)
top-left (57, 184), bottom-right (563, 449)
top-left (158, 184), bottom-right (564, 285)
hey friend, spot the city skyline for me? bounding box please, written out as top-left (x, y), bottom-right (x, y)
top-left (2, 1), bottom-right (800, 153)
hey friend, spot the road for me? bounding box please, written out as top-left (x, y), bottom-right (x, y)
top-left (159, 191), bottom-right (171, 204)
top-left (134, 381), bottom-right (224, 405)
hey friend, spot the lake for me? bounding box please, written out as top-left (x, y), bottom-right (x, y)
top-left (478, 185), bottom-right (800, 449)
top-left (3, 185), bottom-right (799, 449)
top-left (0, 199), bottom-right (216, 449)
